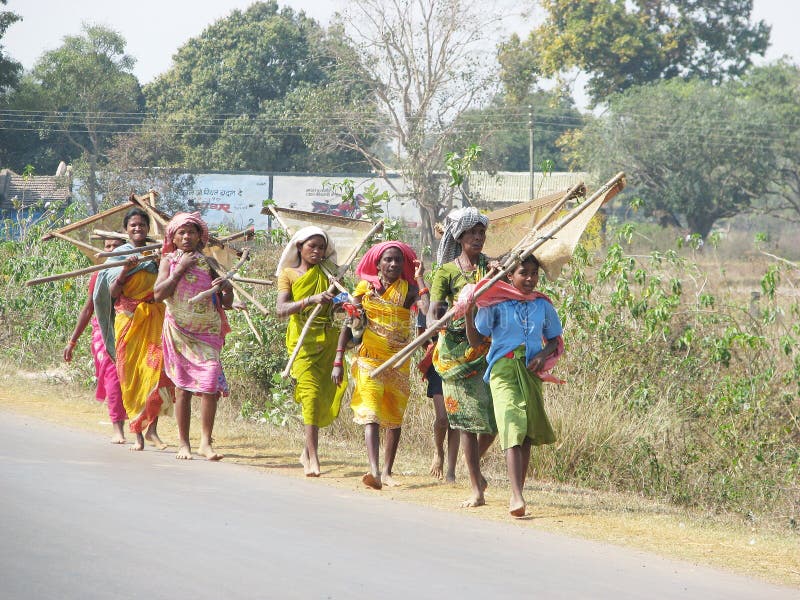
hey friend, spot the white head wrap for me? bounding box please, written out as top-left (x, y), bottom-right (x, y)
top-left (274, 226), bottom-right (337, 276)
top-left (436, 207), bottom-right (489, 265)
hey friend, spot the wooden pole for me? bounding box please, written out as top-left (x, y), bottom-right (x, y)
top-left (96, 242), bottom-right (162, 257)
top-left (280, 219), bottom-right (384, 378)
top-left (26, 253), bottom-right (158, 286)
top-left (370, 174), bottom-right (624, 377)
top-left (188, 249), bottom-right (250, 304)
top-left (231, 275), bottom-right (274, 286)
top-left (50, 231), bottom-right (99, 256)
top-left (228, 280), bottom-right (268, 315)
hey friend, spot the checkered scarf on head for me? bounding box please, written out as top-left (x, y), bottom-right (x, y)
top-left (355, 241), bottom-right (418, 286)
top-left (274, 226), bottom-right (337, 276)
top-left (162, 212), bottom-right (209, 254)
top-left (435, 207), bottom-right (489, 265)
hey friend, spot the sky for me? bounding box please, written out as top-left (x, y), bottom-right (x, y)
top-left (4, 0), bottom-right (800, 91)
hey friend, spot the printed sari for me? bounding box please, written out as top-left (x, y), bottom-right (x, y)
top-left (162, 252), bottom-right (230, 395)
top-left (114, 266), bottom-right (175, 434)
top-left (431, 258), bottom-right (497, 435)
top-left (286, 265), bottom-right (346, 427)
top-left (88, 273), bottom-right (126, 423)
top-left (349, 279), bottom-right (413, 428)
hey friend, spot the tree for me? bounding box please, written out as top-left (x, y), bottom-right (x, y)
top-left (98, 120), bottom-right (195, 215)
top-left (575, 78), bottom-right (776, 238)
top-left (0, 0), bottom-right (20, 93)
top-left (298, 0), bottom-right (503, 246)
top-left (733, 61), bottom-right (800, 224)
top-left (499, 0), bottom-right (770, 106)
top-left (143, 1), bottom-right (369, 173)
top-left (448, 88), bottom-right (583, 173)
top-left (29, 24), bottom-right (143, 212)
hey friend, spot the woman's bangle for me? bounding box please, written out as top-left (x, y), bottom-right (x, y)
top-left (67, 340), bottom-right (77, 348)
top-left (418, 287), bottom-right (429, 296)
top-left (333, 360), bottom-right (343, 367)
top-left (336, 347), bottom-right (345, 354)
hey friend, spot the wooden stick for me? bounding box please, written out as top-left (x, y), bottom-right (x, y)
top-left (41, 201), bottom-right (134, 240)
top-left (370, 186), bottom-right (583, 375)
top-left (50, 231), bottom-right (99, 256)
top-left (280, 219), bottom-right (385, 378)
top-left (212, 227), bottom-right (255, 245)
top-left (96, 242), bottom-right (162, 257)
top-left (26, 252), bottom-right (158, 286)
top-left (231, 275), bottom-right (274, 286)
top-left (188, 249), bottom-right (250, 304)
top-left (229, 280), bottom-right (268, 315)
top-left (371, 174), bottom-right (625, 377)
top-left (241, 306), bottom-right (263, 345)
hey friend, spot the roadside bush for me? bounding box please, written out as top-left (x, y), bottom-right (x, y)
top-left (2, 211), bottom-right (798, 529)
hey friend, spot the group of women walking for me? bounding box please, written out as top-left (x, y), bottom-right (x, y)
top-left (66, 207), bottom-right (231, 459)
top-left (66, 204), bottom-right (564, 517)
top-left (278, 206), bottom-right (564, 516)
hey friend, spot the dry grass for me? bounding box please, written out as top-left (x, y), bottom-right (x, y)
top-left (1, 367), bottom-right (798, 589)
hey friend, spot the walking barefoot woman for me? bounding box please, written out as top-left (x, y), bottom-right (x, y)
top-left (332, 241), bottom-right (425, 490)
top-left (429, 208), bottom-right (498, 507)
top-left (94, 207), bottom-right (174, 451)
top-left (154, 212), bottom-right (232, 461)
top-left (276, 227), bottom-right (347, 477)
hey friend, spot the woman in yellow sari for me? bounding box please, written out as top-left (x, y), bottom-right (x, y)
top-left (332, 241), bottom-right (427, 490)
top-left (276, 227), bottom-right (347, 477)
top-left (94, 207), bottom-right (174, 451)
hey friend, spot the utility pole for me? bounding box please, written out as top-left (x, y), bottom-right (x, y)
top-left (528, 105), bottom-right (534, 200)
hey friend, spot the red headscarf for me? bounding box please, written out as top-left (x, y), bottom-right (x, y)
top-left (162, 212), bottom-right (209, 254)
top-left (355, 241), bottom-right (418, 286)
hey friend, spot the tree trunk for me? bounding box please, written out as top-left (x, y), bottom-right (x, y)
top-left (87, 153), bottom-right (99, 214)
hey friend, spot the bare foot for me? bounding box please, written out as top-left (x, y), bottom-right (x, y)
top-left (480, 475), bottom-right (489, 491)
top-left (460, 494), bottom-right (485, 508)
top-left (176, 445), bottom-right (193, 460)
top-left (362, 473), bottom-right (382, 490)
top-left (198, 443), bottom-right (223, 461)
top-left (445, 472), bottom-right (456, 484)
top-left (129, 433), bottom-right (144, 452)
top-left (382, 474), bottom-right (402, 487)
top-left (509, 498), bottom-right (526, 517)
top-left (300, 448), bottom-right (317, 476)
top-left (309, 454), bottom-right (321, 477)
top-left (145, 431), bottom-right (168, 450)
top-left (429, 456), bottom-right (444, 480)
top-left (110, 421), bottom-right (125, 444)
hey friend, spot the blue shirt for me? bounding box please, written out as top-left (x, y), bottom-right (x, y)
top-left (474, 298), bottom-right (563, 382)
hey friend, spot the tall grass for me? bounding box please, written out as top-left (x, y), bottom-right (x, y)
top-left (1, 211), bottom-right (798, 529)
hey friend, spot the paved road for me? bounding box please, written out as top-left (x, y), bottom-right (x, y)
top-left (0, 410), bottom-right (796, 600)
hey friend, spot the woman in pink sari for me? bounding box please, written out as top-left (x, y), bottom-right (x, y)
top-left (154, 212), bottom-right (233, 461)
top-left (63, 237), bottom-right (128, 443)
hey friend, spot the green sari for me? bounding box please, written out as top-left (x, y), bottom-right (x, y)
top-left (285, 265), bottom-right (347, 427)
top-left (430, 257), bottom-right (497, 435)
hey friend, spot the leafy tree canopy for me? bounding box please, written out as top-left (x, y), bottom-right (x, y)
top-left (25, 24), bottom-right (143, 211)
top-left (574, 77), bottom-right (777, 238)
top-left (732, 60), bottom-right (800, 223)
top-left (449, 88), bottom-right (583, 173)
top-left (499, 0), bottom-right (770, 106)
top-left (0, 0), bottom-right (21, 93)
top-left (144, 1), bottom-right (372, 172)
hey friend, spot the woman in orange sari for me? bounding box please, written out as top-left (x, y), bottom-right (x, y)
top-left (332, 241), bottom-right (427, 489)
top-left (94, 207), bottom-right (174, 451)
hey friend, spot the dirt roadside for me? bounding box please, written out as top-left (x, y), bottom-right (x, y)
top-left (1, 370), bottom-right (797, 589)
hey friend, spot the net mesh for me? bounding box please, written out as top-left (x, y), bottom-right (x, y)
top-left (266, 206), bottom-right (377, 270)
